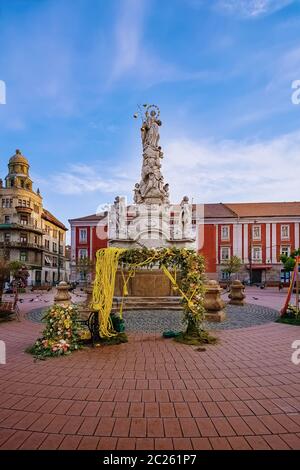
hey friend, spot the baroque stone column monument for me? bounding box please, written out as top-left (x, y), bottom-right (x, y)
top-left (109, 105), bottom-right (196, 250)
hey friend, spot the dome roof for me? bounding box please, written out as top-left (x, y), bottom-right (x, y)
top-left (9, 149), bottom-right (29, 165)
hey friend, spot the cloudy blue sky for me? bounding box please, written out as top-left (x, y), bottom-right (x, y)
top-left (1, 0), bottom-right (300, 233)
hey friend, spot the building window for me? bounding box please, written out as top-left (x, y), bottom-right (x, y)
top-left (221, 225), bottom-right (230, 241)
top-left (53, 229), bottom-right (58, 239)
top-left (20, 251), bottom-right (27, 262)
top-left (34, 204), bottom-right (39, 213)
top-left (1, 198), bottom-right (11, 208)
top-left (53, 257), bottom-right (58, 267)
top-left (79, 249), bottom-right (88, 259)
top-left (4, 215), bottom-right (10, 224)
top-left (252, 225), bottom-right (261, 240)
top-left (20, 215), bottom-right (28, 225)
top-left (79, 229), bottom-right (87, 243)
top-left (4, 233), bottom-right (10, 243)
top-left (221, 271), bottom-right (230, 280)
top-left (44, 256), bottom-right (51, 266)
top-left (45, 239), bottom-right (50, 250)
top-left (281, 225), bottom-right (290, 240)
top-left (20, 234), bottom-right (27, 244)
top-left (281, 246), bottom-right (291, 257)
top-left (281, 269), bottom-right (291, 284)
top-left (2, 198), bottom-right (11, 208)
top-left (221, 247), bottom-right (230, 261)
top-left (53, 242), bottom-right (57, 252)
top-left (252, 246), bottom-right (262, 261)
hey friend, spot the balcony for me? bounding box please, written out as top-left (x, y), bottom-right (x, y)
top-left (15, 205), bottom-right (33, 214)
top-left (0, 241), bottom-right (43, 250)
top-left (0, 223), bottom-right (43, 234)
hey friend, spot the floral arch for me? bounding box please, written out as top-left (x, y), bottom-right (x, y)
top-left (92, 247), bottom-right (215, 345)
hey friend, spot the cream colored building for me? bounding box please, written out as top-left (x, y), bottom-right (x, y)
top-left (0, 149), bottom-right (68, 286)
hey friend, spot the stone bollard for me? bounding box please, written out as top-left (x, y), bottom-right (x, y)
top-left (229, 280), bottom-right (245, 305)
top-left (204, 280), bottom-right (226, 322)
top-left (84, 282), bottom-right (94, 308)
top-left (54, 281), bottom-right (71, 306)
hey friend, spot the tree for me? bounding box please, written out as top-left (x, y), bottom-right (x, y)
top-left (280, 248), bottom-right (300, 273)
top-left (76, 257), bottom-right (94, 286)
top-left (221, 256), bottom-right (242, 284)
top-left (10, 262), bottom-right (29, 289)
top-left (0, 259), bottom-right (11, 302)
top-left (0, 260), bottom-right (29, 302)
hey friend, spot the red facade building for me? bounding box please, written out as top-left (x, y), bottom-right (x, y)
top-left (69, 202), bottom-right (300, 285)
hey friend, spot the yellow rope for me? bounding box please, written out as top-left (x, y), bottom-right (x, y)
top-left (119, 269), bottom-right (135, 319)
top-left (161, 265), bottom-right (197, 315)
top-left (92, 248), bottom-right (126, 337)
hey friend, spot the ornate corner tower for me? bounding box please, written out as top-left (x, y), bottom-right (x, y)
top-left (5, 149), bottom-right (33, 191)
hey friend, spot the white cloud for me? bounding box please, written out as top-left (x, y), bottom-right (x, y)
top-left (215, 0), bottom-right (295, 18)
top-left (49, 162), bottom-right (135, 195)
top-left (108, 0), bottom-right (211, 87)
top-left (46, 130), bottom-right (300, 206)
top-left (164, 131), bottom-right (300, 202)
top-left (109, 0), bottom-right (146, 82)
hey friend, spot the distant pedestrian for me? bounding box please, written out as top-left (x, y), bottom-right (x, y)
top-left (278, 282), bottom-right (283, 291)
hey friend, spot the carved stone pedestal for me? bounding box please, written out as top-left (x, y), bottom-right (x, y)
top-left (204, 280), bottom-right (226, 322)
top-left (229, 280), bottom-right (245, 305)
top-left (54, 281), bottom-right (71, 306)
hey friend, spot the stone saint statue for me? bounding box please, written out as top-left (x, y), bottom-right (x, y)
top-left (133, 183), bottom-right (143, 204)
top-left (180, 196), bottom-right (192, 238)
top-left (142, 110), bottom-right (161, 149)
top-left (133, 104), bottom-right (169, 205)
top-left (114, 196), bottom-right (126, 238)
top-left (163, 183), bottom-right (169, 203)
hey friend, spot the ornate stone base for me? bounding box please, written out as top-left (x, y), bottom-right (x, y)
top-left (205, 311), bottom-right (226, 322)
top-left (114, 269), bottom-right (178, 297)
top-left (228, 299), bottom-right (245, 306)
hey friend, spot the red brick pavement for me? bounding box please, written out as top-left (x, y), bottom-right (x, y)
top-left (0, 299), bottom-right (299, 450)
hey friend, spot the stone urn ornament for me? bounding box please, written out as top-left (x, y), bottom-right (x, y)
top-left (54, 281), bottom-right (71, 306)
top-left (229, 280), bottom-right (246, 306)
top-left (204, 280), bottom-right (226, 322)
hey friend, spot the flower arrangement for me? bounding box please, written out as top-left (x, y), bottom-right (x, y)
top-left (28, 304), bottom-right (81, 359)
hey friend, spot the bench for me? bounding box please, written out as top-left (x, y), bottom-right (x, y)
top-left (0, 300), bottom-right (20, 321)
top-left (77, 310), bottom-right (99, 347)
top-left (31, 285), bottom-right (52, 292)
